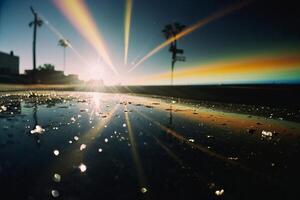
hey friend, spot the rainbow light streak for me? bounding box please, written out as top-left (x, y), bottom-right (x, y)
top-left (124, 0), bottom-right (133, 65)
top-left (128, 0), bottom-right (252, 72)
top-left (132, 54), bottom-right (300, 85)
top-left (53, 0), bottom-right (118, 75)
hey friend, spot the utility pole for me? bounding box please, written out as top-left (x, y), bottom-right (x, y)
top-left (29, 6), bottom-right (43, 83)
top-left (162, 23), bottom-right (186, 85)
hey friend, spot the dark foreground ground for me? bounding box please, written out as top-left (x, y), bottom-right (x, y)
top-left (0, 91), bottom-right (300, 199)
top-left (111, 84), bottom-right (300, 108)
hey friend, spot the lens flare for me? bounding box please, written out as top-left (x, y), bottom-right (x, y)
top-left (124, 0), bottom-right (133, 65)
top-left (40, 14), bottom-right (64, 40)
top-left (53, 0), bottom-right (118, 75)
top-left (128, 0), bottom-right (252, 72)
top-left (131, 54), bottom-right (300, 85)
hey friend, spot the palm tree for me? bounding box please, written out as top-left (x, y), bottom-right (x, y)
top-left (162, 22), bottom-right (186, 85)
top-left (29, 6), bottom-right (43, 83)
top-left (58, 39), bottom-right (70, 74)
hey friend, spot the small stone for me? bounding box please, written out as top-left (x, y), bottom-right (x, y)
top-left (51, 189), bottom-right (59, 198)
top-left (215, 189), bottom-right (224, 196)
top-left (188, 139), bottom-right (195, 143)
top-left (71, 117), bottom-right (76, 122)
top-left (262, 130), bottom-right (273, 137)
top-left (53, 173), bottom-right (61, 182)
top-left (80, 144), bottom-right (86, 151)
top-left (30, 125), bottom-right (45, 134)
top-left (53, 150), bottom-right (59, 156)
top-left (140, 187), bottom-right (148, 194)
top-left (79, 163), bottom-right (87, 172)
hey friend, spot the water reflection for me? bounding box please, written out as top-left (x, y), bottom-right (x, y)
top-left (168, 103), bottom-right (173, 126)
top-left (31, 100), bottom-right (41, 146)
top-left (0, 91), bottom-right (299, 199)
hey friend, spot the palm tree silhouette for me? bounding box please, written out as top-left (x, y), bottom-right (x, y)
top-left (29, 7), bottom-right (43, 83)
top-left (162, 22), bottom-right (186, 85)
top-left (58, 39), bottom-right (70, 74)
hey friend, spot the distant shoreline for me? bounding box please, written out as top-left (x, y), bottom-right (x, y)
top-left (1, 83), bottom-right (300, 108)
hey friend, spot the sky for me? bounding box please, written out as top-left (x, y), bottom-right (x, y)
top-left (0, 0), bottom-right (300, 85)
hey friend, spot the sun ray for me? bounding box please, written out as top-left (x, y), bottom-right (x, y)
top-left (135, 110), bottom-right (253, 173)
top-left (128, 0), bottom-right (252, 72)
top-left (46, 103), bottom-right (119, 177)
top-left (124, 105), bottom-right (148, 191)
top-left (124, 0), bottom-right (133, 65)
top-left (39, 13), bottom-right (91, 67)
top-left (53, 0), bottom-right (118, 75)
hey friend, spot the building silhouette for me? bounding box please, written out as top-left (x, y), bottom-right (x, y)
top-left (0, 51), bottom-right (23, 83)
top-left (24, 69), bottom-right (80, 84)
top-left (0, 50), bottom-right (81, 84)
top-left (0, 51), bottom-right (19, 75)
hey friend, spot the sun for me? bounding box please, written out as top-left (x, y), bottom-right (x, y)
top-left (81, 58), bottom-right (121, 86)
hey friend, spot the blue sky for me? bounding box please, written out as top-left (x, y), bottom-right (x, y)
top-left (0, 0), bottom-right (300, 85)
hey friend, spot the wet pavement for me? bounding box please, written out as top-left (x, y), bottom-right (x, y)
top-left (0, 91), bottom-right (300, 200)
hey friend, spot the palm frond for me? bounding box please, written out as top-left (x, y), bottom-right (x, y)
top-left (58, 39), bottom-right (70, 48)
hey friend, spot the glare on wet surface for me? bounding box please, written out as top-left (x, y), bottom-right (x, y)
top-left (0, 91), bottom-right (300, 199)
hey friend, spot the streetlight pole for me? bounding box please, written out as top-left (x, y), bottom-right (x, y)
top-left (162, 23), bottom-right (186, 85)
